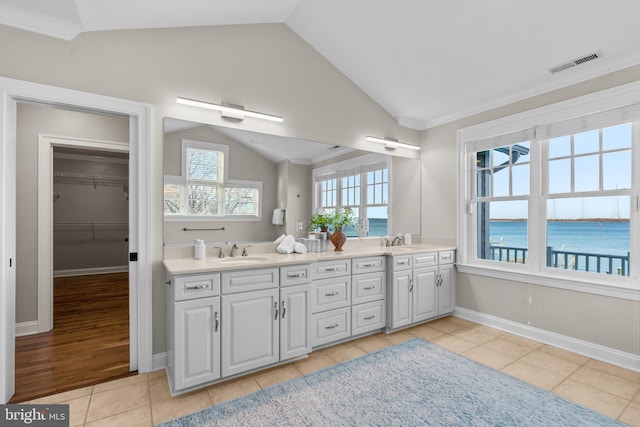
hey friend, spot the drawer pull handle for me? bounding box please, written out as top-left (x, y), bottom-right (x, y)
top-left (362, 263), bottom-right (376, 267)
top-left (325, 292), bottom-right (339, 297)
top-left (363, 286), bottom-right (375, 290)
top-left (324, 267), bottom-right (336, 272)
top-left (364, 315), bottom-right (376, 320)
top-left (274, 302), bottom-right (279, 320)
top-left (281, 300), bottom-right (286, 319)
top-left (287, 272), bottom-right (305, 278)
top-left (398, 261), bottom-right (408, 265)
top-left (325, 324), bottom-right (340, 330)
top-left (185, 284), bottom-right (210, 291)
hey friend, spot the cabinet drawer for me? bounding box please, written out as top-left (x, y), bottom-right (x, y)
top-left (311, 276), bottom-right (351, 313)
top-left (390, 255), bottom-right (412, 271)
top-left (174, 273), bottom-right (220, 301)
top-left (280, 264), bottom-right (311, 287)
top-left (311, 307), bottom-right (351, 347)
top-left (221, 268), bottom-right (279, 294)
top-left (413, 252), bottom-right (438, 268)
top-left (352, 300), bottom-right (386, 336)
top-left (439, 251), bottom-right (455, 264)
top-left (352, 271), bottom-right (385, 305)
top-left (312, 259), bottom-right (351, 280)
top-left (352, 256), bottom-right (385, 274)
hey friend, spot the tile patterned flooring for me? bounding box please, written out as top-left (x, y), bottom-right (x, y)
top-left (24, 316), bottom-right (640, 426)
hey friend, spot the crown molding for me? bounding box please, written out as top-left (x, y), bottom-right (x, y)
top-left (0, 4), bottom-right (81, 41)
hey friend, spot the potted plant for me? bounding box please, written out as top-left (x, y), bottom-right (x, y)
top-left (328, 207), bottom-right (357, 251)
top-left (308, 211), bottom-right (333, 232)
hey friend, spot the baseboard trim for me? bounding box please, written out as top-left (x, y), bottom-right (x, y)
top-left (454, 307), bottom-right (640, 373)
top-left (152, 352), bottom-right (167, 372)
top-left (15, 321), bottom-right (39, 337)
top-left (53, 266), bottom-right (128, 278)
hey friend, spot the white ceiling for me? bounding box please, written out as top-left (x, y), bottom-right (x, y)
top-left (2, 0), bottom-right (640, 129)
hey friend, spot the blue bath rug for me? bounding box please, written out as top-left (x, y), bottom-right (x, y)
top-left (158, 338), bottom-right (623, 426)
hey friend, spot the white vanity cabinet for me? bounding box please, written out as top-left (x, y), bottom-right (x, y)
top-left (221, 266), bottom-right (311, 378)
top-left (351, 256), bottom-right (386, 336)
top-left (387, 251), bottom-right (455, 331)
top-left (166, 273), bottom-right (221, 393)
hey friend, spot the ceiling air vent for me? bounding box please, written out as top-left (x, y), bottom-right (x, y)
top-left (548, 51), bottom-right (602, 74)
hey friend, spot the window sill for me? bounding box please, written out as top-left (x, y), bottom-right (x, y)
top-left (456, 263), bottom-right (639, 301)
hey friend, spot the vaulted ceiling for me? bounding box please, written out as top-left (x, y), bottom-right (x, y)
top-left (2, 0), bottom-right (639, 129)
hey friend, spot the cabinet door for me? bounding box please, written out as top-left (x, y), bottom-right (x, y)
top-left (280, 284), bottom-right (311, 361)
top-left (413, 266), bottom-right (438, 323)
top-left (221, 288), bottom-right (279, 377)
top-left (174, 297), bottom-right (221, 391)
top-left (389, 270), bottom-right (412, 329)
top-left (437, 264), bottom-right (455, 315)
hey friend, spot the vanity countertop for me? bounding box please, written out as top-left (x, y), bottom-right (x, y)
top-left (163, 242), bottom-right (456, 276)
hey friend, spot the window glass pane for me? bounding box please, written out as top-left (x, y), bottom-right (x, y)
top-left (546, 196), bottom-right (630, 275)
top-left (548, 159), bottom-right (571, 194)
top-left (602, 123), bottom-right (631, 151)
top-left (224, 187), bottom-right (259, 216)
top-left (476, 200), bottom-right (528, 264)
top-left (366, 206), bottom-right (387, 237)
top-left (476, 168), bottom-right (490, 198)
top-left (492, 168), bottom-right (509, 197)
top-left (492, 146), bottom-right (510, 167)
top-left (574, 129), bottom-right (599, 155)
top-left (187, 148), bottom-right (222, 181)
top-left (342, 207), bottom-right (359, 238)
top-left (164, 183), bottom-right (183, 214)
top-left (187, 184), bottom-right (219, 215)
top-left (574, 155), bottom-right (599, 192)
top-left (511, 164), bottom-right (529, 196)
top-left (549, 135), bottom-right (571, 158)
top-left (603, 150), bottom-right (631, 190)
top-left (513, 142), bottom-right (530, 163)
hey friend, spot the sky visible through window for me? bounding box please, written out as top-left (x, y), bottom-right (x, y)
top-left (489, 123), bottom-right (632, 220)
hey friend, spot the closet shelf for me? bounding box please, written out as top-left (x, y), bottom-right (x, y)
top-left (53, 221), bottom-right (128, 226)
top-left (53, 172), bottom-right (128, 186)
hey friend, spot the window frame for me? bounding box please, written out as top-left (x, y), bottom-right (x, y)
top-left (312, 153), bottom-right (390, 238)
top-left (457, 82), bottom-right (640, 301)
top-left (164, 139), bottom-right (263, 222)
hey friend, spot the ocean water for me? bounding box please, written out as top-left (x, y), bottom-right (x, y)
top-left (490, 221), bottom-right (630, 256)
top-left (490, 220), bottom-right (630, 274)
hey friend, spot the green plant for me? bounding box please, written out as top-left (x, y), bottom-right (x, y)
top-left (308, 212), bottom-right (333, 230)
top-left (330, 207), bottom-right (357, 229)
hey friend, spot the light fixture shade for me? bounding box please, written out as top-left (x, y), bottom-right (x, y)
top-left (365, 136), bottom-right (421, 151)
top-left (176, 97), bottom-right (284, 123)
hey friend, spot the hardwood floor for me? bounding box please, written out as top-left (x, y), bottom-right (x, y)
top-left (10, 272), bottom-right (132, 403)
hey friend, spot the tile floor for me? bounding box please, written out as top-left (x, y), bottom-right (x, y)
top-left (24, 316), bottom-right (640, 426)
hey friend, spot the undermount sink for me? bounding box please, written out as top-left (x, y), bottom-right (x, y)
top-left (216, 256), bottom-right (268, 264)
top-left (387, 246), bottom-right (416, 251)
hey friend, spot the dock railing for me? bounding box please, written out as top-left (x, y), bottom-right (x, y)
top-left (489, 245), bottom-right (630, 276)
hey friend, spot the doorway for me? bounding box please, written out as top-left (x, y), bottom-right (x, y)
top-left (0, 77), bottom-right (152, 404)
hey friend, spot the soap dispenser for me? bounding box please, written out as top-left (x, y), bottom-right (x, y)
top-left (194, 239), bottom-right (205, 260)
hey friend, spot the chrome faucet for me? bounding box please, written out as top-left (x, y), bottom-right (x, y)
top-left (214, 246), bottom-right (225, 258)
top-left (392, 236), bottom-right (402, 247)
top-left (230, 243), bottom-right (240, 257)
top-left (242, 245), bottom-right (251, 256)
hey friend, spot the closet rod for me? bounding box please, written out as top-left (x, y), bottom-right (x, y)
top-left (53, 221), bottom-right (128, 226)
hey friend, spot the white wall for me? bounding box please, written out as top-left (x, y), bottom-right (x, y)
top-left (0, 23), bottom-right (419, 353)
top-left (421, 64), bottom-right (640, 355)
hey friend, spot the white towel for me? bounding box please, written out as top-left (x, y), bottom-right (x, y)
top-left (272, 208), bottom-right (285, 225)
top-left (293, 242), bottom-right (308, 254)
top-left (276, 235), bottom-right (296, 254)
top-left (274, 234), bottom-right (286, 244)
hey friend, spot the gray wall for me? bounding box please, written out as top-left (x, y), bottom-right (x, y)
top-left (16, 102), bottom-right (129, 323)
top-left (163, 124), bottom-right (279, 244)
top-left (53, 155), bottom-right (129, 271)
top-left (421, 64), bottom-right (640, 354)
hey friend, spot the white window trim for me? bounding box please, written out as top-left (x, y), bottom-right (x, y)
top-left (457, 81), bottom-right (640, 301)
top-left (165, 139), bottom-right (262, 221)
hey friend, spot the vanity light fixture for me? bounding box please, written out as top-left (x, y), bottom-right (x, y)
top-left (176, 97), bottom-right (284, 123)
top-left (364, 136), bottom-right (421, 151)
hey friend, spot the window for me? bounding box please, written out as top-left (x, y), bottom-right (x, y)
top-left (459, 87), bottom-right (640, 294)
top-left (164, 139), bottom-right (262, 220)
top-left (313, 154), bottom-right (389, 237)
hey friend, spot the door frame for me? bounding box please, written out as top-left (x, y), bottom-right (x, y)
top-left (37, 135), bottom-right (131, 333)
top-left (0, 76), bottom-right (152, 403)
